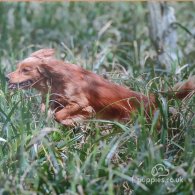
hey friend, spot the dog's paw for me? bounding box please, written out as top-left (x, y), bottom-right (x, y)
top-left (61, 119), bottom-right (75, 127)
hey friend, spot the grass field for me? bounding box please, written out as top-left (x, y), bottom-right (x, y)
top-left (0, 2), bottom-right (195, 194)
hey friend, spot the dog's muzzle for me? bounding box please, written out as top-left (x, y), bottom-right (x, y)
top-left (8, 80), bottom-right (33, 90)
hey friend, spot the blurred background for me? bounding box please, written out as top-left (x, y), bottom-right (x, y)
top-left (0, 2), bottom-right (195, 76)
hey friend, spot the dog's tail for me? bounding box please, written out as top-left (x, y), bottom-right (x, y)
top-left (169, 76), bottom-right (195, 100)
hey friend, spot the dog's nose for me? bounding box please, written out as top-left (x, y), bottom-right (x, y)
top-left (5, 75), bottom-right (10, 82)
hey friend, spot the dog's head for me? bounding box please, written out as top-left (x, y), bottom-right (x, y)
top-left (6, 49), bottom-right (55, 91)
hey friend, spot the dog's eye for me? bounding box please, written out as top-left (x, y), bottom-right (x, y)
top-left (22, 68), bottom-right (30, 73)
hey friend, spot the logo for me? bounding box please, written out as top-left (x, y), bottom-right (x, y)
top-left (131, 163), bottom-right (183, 184)
top-left (151, 163), bottom-right (169, 177)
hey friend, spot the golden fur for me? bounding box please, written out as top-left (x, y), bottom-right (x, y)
top-left (6, 49), bottom-right (195, 126)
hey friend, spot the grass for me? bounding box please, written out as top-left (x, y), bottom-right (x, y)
top-left (0, 2), bottom-right (195, 195)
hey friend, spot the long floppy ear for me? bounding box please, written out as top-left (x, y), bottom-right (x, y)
top-left (37, 63), bottom-right (65, 79)
top-left (30, 48), bottom-right (55, 58)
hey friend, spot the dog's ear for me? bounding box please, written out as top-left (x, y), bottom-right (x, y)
top-left (31, 48), bottom-right (55, 58)
top-left (37, 63), bottom-right (63, 79)
top-left (37, 64), bottom-right (51, 78)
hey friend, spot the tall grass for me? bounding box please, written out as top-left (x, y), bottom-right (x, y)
top-left (0, 2), bottom-right (195, 194)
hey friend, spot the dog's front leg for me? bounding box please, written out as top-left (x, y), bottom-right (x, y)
top-left (41, 102), bottom-right (46, 112)
top-left (54, 104), bottom-right (93, 126)
top-left (40, 96), bottom-right (46, 112)
top-left (40, 95), bottom-right (46, 112)
top-left (54, 102), bottom-right (82, 121)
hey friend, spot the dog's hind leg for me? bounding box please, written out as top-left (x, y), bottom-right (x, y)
top-left (173, 76), bottom-right (195, 99)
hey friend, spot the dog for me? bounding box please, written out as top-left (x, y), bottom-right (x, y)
top-left (6, 49), bottom-right (195, 126)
